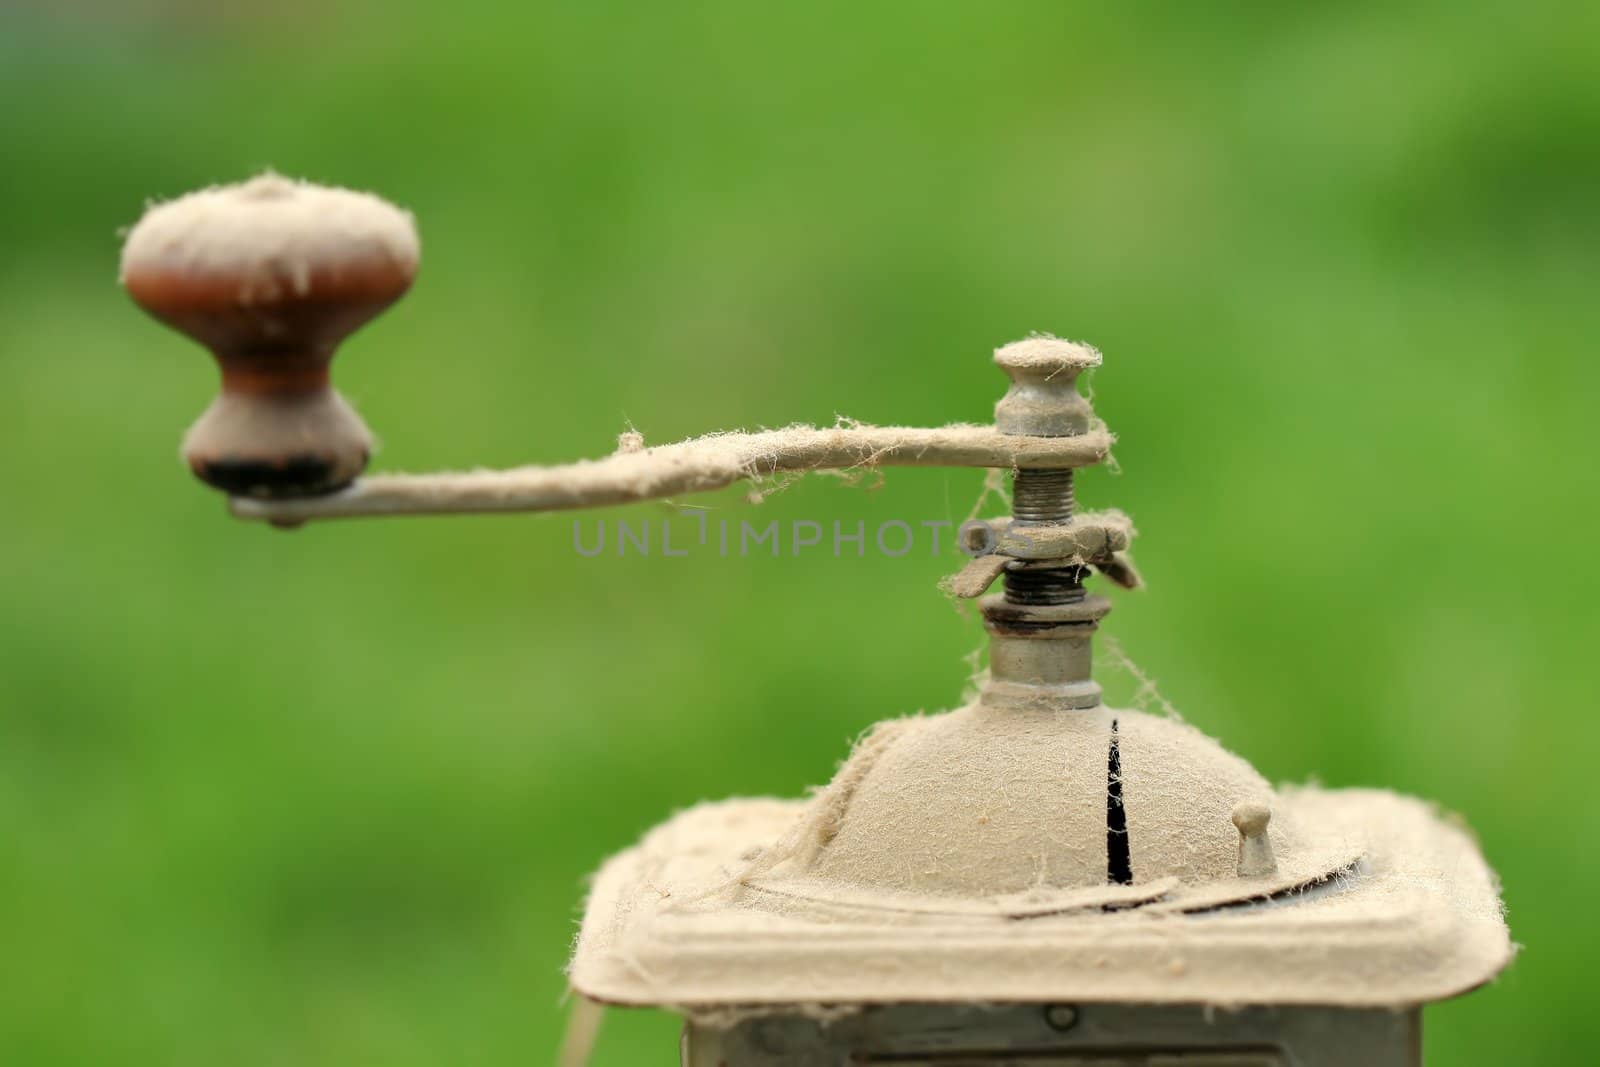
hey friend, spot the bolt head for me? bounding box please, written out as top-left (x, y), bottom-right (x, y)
top-left (1044, 1004), bottom-right (1080, 1031)
top-left (993, 337), bottom-right (1100, 436)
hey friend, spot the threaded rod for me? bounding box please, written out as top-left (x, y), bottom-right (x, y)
top-left (1011, 468), bottom-right (1075, 524)
top-left (1005, 468), bottom-right (1084, 605)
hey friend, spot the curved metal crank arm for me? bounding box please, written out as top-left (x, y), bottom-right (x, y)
top-left (224, 422), bottom-right (1113, 525)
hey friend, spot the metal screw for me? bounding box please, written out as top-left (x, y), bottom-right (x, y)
top-left (1044, 1004), bottom-right (1080, 1032)
top-left (993, 338), bottom-right (1100, 609)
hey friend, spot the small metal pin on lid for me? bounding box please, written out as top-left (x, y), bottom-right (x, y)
top-left (1232, 801), bottom-right (1279, 878)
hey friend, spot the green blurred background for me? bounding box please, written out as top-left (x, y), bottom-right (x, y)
top-left (2, 2), bottom-right (1594, 1063)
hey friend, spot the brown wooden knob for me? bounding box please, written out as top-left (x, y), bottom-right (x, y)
top-left (121, 173), bottom-right (419, 497)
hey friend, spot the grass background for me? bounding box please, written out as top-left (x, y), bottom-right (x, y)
top-left (2, 2), bottom-right (1595, 1062)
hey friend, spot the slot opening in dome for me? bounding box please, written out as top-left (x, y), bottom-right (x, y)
top-left (1107, 719), bottom-right (1133, 885)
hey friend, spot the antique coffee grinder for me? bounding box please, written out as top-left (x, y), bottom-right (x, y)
top-left (121, 175), bottom-right (1512, 1066)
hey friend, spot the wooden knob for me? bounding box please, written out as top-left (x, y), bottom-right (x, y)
top-left (121, 173), bottom-right (419, 497)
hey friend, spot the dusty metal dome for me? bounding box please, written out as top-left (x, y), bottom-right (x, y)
top-left (733, 703), bottom-right (1361, 920)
